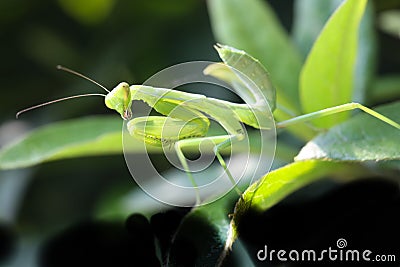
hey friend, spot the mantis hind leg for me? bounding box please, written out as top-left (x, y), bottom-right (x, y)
top-left (277, 102), bottom-right (400, 129)
top-left (174, 134), bottom-right (243, 205)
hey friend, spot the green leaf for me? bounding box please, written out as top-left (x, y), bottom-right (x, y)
top-left (0, 116), bottom-right (159, 170)
top-left (0, 116), bottom-right (263, 170)
top-left (300, 0), bottom-right (367, 128)
top-left (292, 0), bottom-right (342, 59)
top-left (296, 102), bottom-right (400, 161)
top-left (370, 75), bottom-right (400, 103)
top-left (353, 1), bottom-right (377, 104)
top-left (293, 0), bottom-right (376, 104)
top-left (207, 0), bottom-right (303, 114)
top-left (226, 160), bottom-right (367, 251)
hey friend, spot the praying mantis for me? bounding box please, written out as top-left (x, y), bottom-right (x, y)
top-left (16, 44), bottom-right (400, 205)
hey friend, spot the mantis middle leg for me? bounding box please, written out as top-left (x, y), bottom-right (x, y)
top-left (174, 133), bottom-right (244, 204)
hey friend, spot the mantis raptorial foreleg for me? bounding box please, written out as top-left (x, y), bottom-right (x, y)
top-left (127, 100), bottom-right (210, 146)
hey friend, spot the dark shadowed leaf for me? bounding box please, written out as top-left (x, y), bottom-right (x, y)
top-left (225, 160), bottom-right (367, 250)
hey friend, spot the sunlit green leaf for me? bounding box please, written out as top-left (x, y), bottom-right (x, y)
top-left (293, 0), bottom-right (376, 104)
top-left (300, 0), bottom-right (367, 128)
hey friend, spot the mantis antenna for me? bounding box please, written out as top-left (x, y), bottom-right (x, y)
top-left (56, 65), bottom-right (110, 93)
top-left (16, 65), bottom-right (109, 118)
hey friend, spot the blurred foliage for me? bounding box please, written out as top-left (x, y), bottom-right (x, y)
top-left (0, 0), bottom-right (216, 266)
top-left (378, 10), bottom-right (400, 38)
top-left (58, 0), bottom-right (116, 25)
top-left (0, 0), bottom-right (215, 122)
top-left (0, 0), bottom-right (400, 266)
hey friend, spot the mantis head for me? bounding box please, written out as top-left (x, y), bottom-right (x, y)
top-left (105, 82), bottom-right (133, 120)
